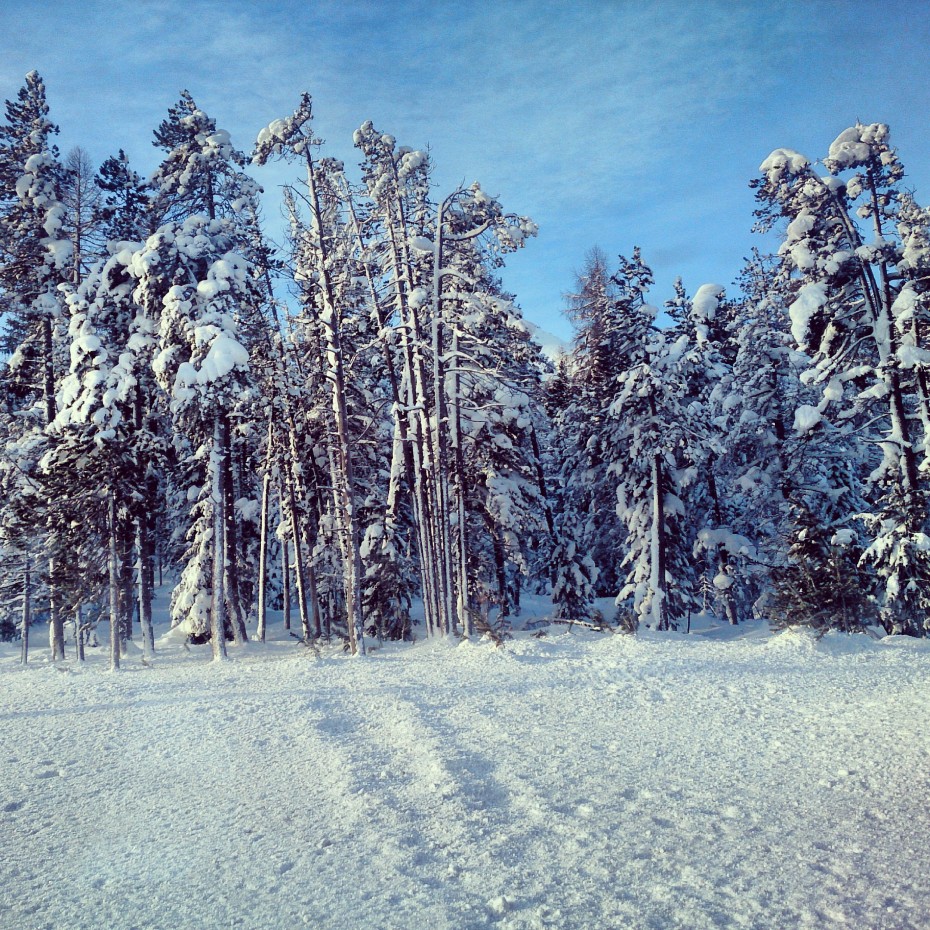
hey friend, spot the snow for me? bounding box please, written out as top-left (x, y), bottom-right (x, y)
top-left (3, 596), bottom-right (930, 930)
top-left (788, 281), bottom-right (828, 346)
top-left (825, 123), bottom-right (888, 171)
top-left (759, 147), bottom-right (810, 183)
top-left (794, 403), bottom-right (823, 434)
top-left (196, 332), bottom-right (250, 385)
top-left (691, 283), bottom-right (723, 322)
top-left (522, 319), bottom-right (569, 363)
top-left (409, 235), bottom-right (435, 254)
top-left (695, 527), bottom-right (755, 558)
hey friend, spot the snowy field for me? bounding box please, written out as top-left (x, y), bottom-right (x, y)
top-left (2, 599), bottom-right (930, 930)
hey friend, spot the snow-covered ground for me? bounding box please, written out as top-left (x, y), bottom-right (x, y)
top-left (2, 596), bottom-right (930, 930)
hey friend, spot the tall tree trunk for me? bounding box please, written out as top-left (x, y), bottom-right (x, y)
top-left (137, 517), bottom-right (155, 659)
top-left (42, 314), bottom-right (63, 662)
top-left (282, 529), bottom-right (291, 632)
top-left (119, 515), bottom-right (133, 652)
top-left (431, 215), bottom-right (456, 635)
top-left (256, 470), bottom-right (271, 643)
top-left (286, 477), bottom-right (320, 640)
top-left (451, 330), bottom-right (471, 635)
top-left (48, 560), bottom-right (64, 662)
top-left (220, 414), bottom-right (246, 646)
top-left (20, 559), bottom-right (30, 666)
top-left (303, 154), bottom-right (365, 655)
top-left (108, 492), bottom-right (121, 672)
top-left (210, 415), bottom-right (228, 661)
top-left (382, 196), bottom-right (442, 636)
top-left (650, 452), bottom-right (669, 632)
top-left (74, 605), bottom-right (85, 663)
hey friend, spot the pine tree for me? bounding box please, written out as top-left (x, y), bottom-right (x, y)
top-left (602, 251), bottom-right (697, 631)
top-left (0, 71), bottom-right (72, 661)
top-left (136, 92), bottom-right (263, 655)
top-left (755, 124), bottom-right (930, 634)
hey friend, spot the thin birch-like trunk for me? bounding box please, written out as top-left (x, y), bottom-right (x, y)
top-left (119, 517), bottom-right (133, 652)
top-left (256, 470), bottom-right (271, 643)
top-left (303, 154), bottom-right (365, 655)
top-left (220, 415), bottom-right (246, 646)
top-left (20, 559), bottom-right (30, 665)
top-left (285, 478), bottom-right (318, 640)
top-left (74, 605), bottom-right (85, 663)
top-left (451, 330), bottom-right (471, 635)
top-left (650, 451), bottom-right (669, 632)
top-left (108, 492), bottom-right (121, 672)
top-left (282, 528), bottom-right (291, 632)
top-left (382, 193), bottom-right (442, 635)
top-left (137, 518), bottom-right (155, 659)
top-left (210, 415), bottom-right (228, 662)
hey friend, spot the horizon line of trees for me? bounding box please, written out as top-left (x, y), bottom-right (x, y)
top-left (1, 72), bottom-right (928, 668)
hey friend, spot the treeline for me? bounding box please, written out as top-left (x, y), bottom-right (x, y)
top-left (1, 73), bottom-right (928, 667)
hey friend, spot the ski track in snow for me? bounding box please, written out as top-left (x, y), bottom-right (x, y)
top-left (2, 619), bottom-right (930, 930)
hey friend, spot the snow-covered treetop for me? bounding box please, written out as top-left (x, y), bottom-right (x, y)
top-left (690, 283), bottom-right (724, 345)
top-left (758, 148), bottom-right (810, 185)
top-left (253, 93), bottom-right (317, 165)
top-left (352, 119), bottom-right (431, 208)
top-left (152, 91), bottom-right (258, 222)
top-left (824, 123), bottom-right (892, 172)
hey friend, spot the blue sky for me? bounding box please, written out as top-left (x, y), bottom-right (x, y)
top-left (1, 0), bottom-right (928, 339)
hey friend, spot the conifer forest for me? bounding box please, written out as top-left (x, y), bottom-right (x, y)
top-left (3, 62), bottom-right (930, 930)
top-left (2, 73), bottom-right (930, 661)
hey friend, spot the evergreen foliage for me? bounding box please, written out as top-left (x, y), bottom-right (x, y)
top-left (2, 72), bottom-right (928, 661)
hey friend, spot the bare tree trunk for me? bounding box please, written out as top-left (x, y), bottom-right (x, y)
top-left (108, 492), bottom-right (121, 672)
top-left (220, 414), bottom-right (246, 646)
top-left (119, 516), bottom-right (133, 652)
top-left (20, 559), bottom-right (30, 665)
top-left (210, 415), bottom-right (228, 662)
top-left (74, 605), bottom-right (85, 663)
top-left (650, 452), bottom-right (669, 632)
top-left (256, 471), bottom-right (271, 643)
top-left (41, 313), bottom-right (64, 663)
top-left (48, 560), bottom-right (64, 662)
top-left (303, 155), bottom-right (365, 655)
top-left (430, 216), bottom-right (457, 636)
top-left (382, 201), bottom-right (441, 636)
top-left (282, 530), bottom-right (291, 632)
top-left (137, 517), bottom-right (155, 659)
top-left (451, 330), bottom-right (471, 635)
top-left (285, 478), bottom-right (318, 640)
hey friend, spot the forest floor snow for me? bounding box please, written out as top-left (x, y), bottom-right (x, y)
top-left (2, 595), bottom-right (930, 930)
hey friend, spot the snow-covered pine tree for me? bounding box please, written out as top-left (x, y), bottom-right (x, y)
top-left (767, 445), bottom-right (876, 634)
top-left (447, 281), bottom-right (547, 627)
top-left (557, 247), bottom-right (632, 596)
top-left (671, 281), bottom-right (747, 624)
top-left (135, 93), bottom-right (263, 657)
top-left (0, 71), bottom-right (72, 660)
top-left (352, 121), bottom-right (451, 636)
top-left (755, 124), bottom-right (930, 634)
top-left (45, 238), bottom-right (167, 667)
top-left (603, 250), bottom-right (698, 632)
top-left (254, 96), bottom-right (368, 655)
